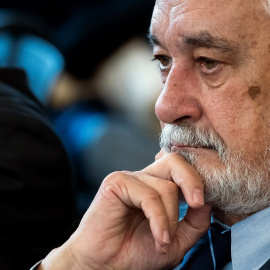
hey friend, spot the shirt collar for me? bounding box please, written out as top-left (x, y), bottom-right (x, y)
top-left (231, 206), bottom-right (270, 270)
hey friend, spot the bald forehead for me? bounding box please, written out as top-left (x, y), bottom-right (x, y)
top-left (153, 0), bottom-right (270, 18)
top-left (154, 0), bottom-right (268, 6)
top-left (151, 0), bottom-right (270, 36)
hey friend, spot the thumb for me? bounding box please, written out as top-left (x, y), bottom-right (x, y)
top-left (175, 204), bottom-right (211, 257)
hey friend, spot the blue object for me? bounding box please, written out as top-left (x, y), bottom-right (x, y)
top-left (0, 31), bottom-right (64, 103)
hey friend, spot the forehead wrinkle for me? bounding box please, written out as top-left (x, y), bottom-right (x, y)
top-left (153, 0), bottom-right (171, 21)
top-left (181, 31), bottom-right (239, 54)
top-left (169, 1), bottom-right (213, 25)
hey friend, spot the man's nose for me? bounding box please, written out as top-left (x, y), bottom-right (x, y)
top-left (155, 65), bottom-right (202, 124)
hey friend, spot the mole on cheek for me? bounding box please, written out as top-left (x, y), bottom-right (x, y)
top-left (248, 86), bottom-right (261, 100)
top-left (238, 34), bottom-right (246, 39)
top-left (250, 41), bottom-right (257, 48)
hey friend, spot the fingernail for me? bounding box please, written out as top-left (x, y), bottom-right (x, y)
top-left (161, 244), bottom-right (170, 254)
top-left (163, 230), bottom-right (170, 244)
top-left (193, 190), bottom-right (204, 205)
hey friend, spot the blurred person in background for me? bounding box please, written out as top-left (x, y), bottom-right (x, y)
top-left (0, 0), bottom-right (158, 268)
top-left (52, 37), bottom-right (161, 215)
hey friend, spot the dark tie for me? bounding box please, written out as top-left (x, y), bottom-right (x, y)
top-left (179, 223), bottom-right (231, 270)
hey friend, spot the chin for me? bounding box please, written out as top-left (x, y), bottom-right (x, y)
top-left (179, 149), bottom-right (270, 215)
top-left (201, 165), bottom-right (270, 215)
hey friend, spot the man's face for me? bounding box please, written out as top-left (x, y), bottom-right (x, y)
top-left (150, 0), bottom-right (270, 215)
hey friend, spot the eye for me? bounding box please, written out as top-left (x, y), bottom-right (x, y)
top-left (152, 55), bottom-right (172, 71)
top-left (197, 57), bottom-right (224, 75)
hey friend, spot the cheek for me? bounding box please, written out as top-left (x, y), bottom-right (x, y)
top-left (202, 83), bottom-right (269, 154)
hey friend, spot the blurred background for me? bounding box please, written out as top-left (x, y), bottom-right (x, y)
top-left (0, 0), bottom-right (162, 216)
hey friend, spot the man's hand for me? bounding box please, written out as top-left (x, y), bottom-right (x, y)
top-left (39, 153), bottom-right (211, 270)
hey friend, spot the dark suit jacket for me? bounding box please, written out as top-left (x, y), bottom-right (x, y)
top-left (261, 259), bottom-right (270, 270)
top-left (0, 68), bottom-right (76, 269)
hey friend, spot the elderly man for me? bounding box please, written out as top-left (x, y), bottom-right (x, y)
top-left (36, 0), bottom-right (270, 269)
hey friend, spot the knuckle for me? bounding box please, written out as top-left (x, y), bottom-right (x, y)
top-left (194, 224), bottom-right (210, 236)
top-left (141, 191), bottom-right (161, 210)
top-left (103, 171), bottom-right (128, 184)
top-left (101, 171), bottom-right (132, 200)
top-left (178, 233), bottom-right (192, 251)
top-left (153, 212), bottom-right (167, 220)
top-left (145, 190), bottom-right (160, 201)
top-left (184, 216), bottom-right (210, 234)
top-left (142, 191), bottom-right (162, 208)
top-left (170, 218), bottom-right (179, 228)
top-left (161, 181), bottom-right (179, 195)
top-left (132, 170), bottom-right (144, 177)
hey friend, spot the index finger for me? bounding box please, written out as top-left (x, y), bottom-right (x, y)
top-left (155, 148), bottom-right (168, 161)
top-left (142, 153), bottom-right (204, 209)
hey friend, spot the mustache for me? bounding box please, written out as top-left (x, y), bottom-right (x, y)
top-left (159, 123), bottom-right (227, 159)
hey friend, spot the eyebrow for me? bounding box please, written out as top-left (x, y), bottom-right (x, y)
top-left (148, 31), bottom-right (238, 54)
top-left (183, 31), bottom-right (238, 53)
top-left (148, 33), bottom-right (164, 47)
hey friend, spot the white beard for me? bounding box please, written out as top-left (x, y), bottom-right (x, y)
top-left (159, 124), bottom-right (270, 215)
